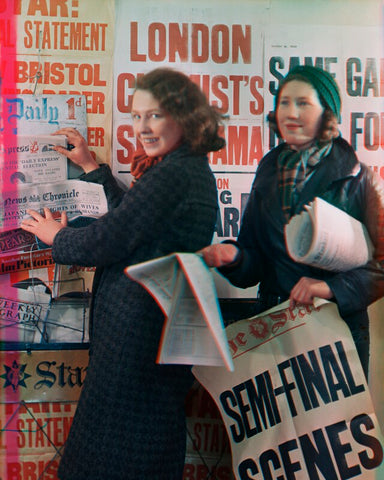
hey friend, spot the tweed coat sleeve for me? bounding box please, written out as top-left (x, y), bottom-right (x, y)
top-left (52, 154), bottom-right (203, 267)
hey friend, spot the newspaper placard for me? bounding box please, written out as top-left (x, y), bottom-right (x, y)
top-left (265, 24), bottom-right (384, 171)
top-left (125, 253), bottom-right (234, 371)
top-left (0, 401), bottom-right (79, 480)
top-left (0, 180), bottom-right (108, 231)
top-left (112, 2), bottom-right (265, 183)
top-left (0, 289), bottom-right (50, 344)
top-left (285, 197), bottom-right (373, 271)
top-left (185, 383), bottom-right (234, 480)
top-left (0, 228), bottom-right (37, 253)
top-left (1, 134), bottom-right (68, 185)
top-left (0, 349), bottom-right (88, 403)
top-left (5, 0), bottom-right (115, 164)
top-left (193, 300), bottom-right (384, 480)
top-left (0, 248), bottom-right (54, 276)
top-left (1, 95), bottom-right (88, 138)
top-left (0, 348), bottom-right (88, 478)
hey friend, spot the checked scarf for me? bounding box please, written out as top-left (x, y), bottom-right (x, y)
top-left (278, 141), bottom-right (332, 220)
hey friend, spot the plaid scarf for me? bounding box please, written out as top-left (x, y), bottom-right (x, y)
top-left (278, 142), bottom-right (332, 220)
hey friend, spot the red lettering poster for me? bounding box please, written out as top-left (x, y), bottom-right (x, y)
top-left (112, 2), bottom-right (265, 183)
top-left (1, 0), bottom-right (115, 164)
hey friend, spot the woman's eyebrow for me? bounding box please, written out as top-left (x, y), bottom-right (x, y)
top-left (280, 95), bottom-right (310, 99)
top-left (131, 108), bottom-right (162, 114)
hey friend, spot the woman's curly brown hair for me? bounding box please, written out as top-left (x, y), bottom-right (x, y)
top-left (135, 68), bottom-right (226, 154)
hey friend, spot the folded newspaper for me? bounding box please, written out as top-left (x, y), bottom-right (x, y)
top-left (1, 134), bottom-right (68, 184)
top-left (285, 197), bottom-right (373, 271)
top-left (0, 180), bottom-right (108, 231)
top-left (125, 253), bottom-right (234, 371)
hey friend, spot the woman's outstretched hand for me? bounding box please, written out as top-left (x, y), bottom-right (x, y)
top-left (21, 208), bottom-right (68, 246)
top-left (289, 276), bottom-right (333, 309)
top-left (53, 127), bottom-right (99, 174)
top-left (199, 243), bottom-right (239, 268)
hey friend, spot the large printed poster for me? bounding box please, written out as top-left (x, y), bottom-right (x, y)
top-left (112, 1), bottom-right (267, 247)
top-left (0, 349), bottom-right (88, 479)
top-left (194, 301), bottom-right (384, 480)
top-left (264, 25), bottom-right (383, 172)
top-left (112, 2), bottom-right (383, 213)
top-left (0, 0), bottom-right (115, 163)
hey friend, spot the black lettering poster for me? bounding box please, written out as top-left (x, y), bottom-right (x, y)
top-left (194, 300), bottom-right (384, 479)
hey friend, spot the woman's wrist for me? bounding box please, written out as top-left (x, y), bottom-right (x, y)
top-left (219, 240), bottom-right (243, 269)
top-left (81, 160), bottom-right (100, 173)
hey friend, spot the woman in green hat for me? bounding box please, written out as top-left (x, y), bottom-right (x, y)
top-left (201, 65), bottom-right (384, 379)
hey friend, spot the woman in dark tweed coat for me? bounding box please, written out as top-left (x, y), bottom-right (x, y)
top-left (21, 68), bottom-right (225, 479)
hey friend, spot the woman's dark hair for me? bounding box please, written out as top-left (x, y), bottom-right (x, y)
top-left (267, 74), bottom-right (340, 143)
top-left (135, 68), bottom-right (226, 154)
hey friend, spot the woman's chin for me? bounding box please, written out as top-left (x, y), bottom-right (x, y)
top-left (143, 146), bottom-right (159, 157)
top-left (284, 137), bottom-right (315, 151)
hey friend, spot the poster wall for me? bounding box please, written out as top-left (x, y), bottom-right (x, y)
top-left (112, 1), bottom-right (384, 234)
top-left (1, 1), bottom-right (383, 479)
top-left (111, 2), bottom-right (384, 477)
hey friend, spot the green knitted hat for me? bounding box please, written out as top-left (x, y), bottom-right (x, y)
top-left (275, 65), bottom-right (341, 121)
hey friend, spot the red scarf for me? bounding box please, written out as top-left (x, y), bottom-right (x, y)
top-left (130, 144), bottom-right (162, 186)
top-left (130, 141), bottom-right (182, 187)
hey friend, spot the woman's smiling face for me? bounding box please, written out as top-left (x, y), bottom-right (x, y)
top-left (132, 89), bottom-right (184, 157)
top-left (276, 80), bottom-right (325, 150)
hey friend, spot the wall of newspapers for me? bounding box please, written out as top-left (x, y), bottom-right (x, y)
top-left (0, 0), bottom-right (383, 479)
top-left (0, 2), bottom-right (115, 478)
top-left (1, 0), bottom-right (115, 350)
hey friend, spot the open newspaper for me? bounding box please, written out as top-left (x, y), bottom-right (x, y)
top-left (125, 253), bottom-right (234, 372)
top-left (0, 180), bottom-right (108, 231)
top-left (285, 197), bottom-right (373, 271)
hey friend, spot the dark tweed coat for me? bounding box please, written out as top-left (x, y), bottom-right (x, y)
top-left (54, 145), bottom-right (218, 480)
